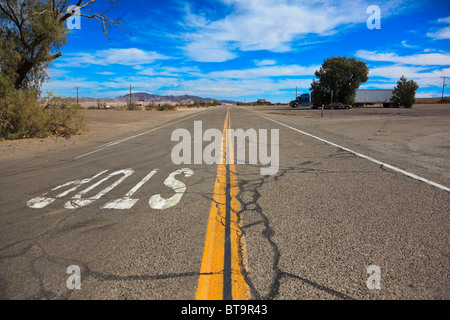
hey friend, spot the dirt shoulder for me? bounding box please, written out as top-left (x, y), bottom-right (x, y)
top-left (0, 107), bottom-right (215, 162)
top-left (247, 103), bottom-right (450, 145)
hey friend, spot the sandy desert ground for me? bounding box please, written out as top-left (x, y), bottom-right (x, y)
top-left (0, 106), bottom-right (213, 162)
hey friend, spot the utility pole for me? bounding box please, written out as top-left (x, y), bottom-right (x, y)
top-left (296, 87), bottom-right (298, 98)
top-left (75, 87), bottom-right (80, 105)
top-left (130, 85), bottom-right (132, 107)
top-left (330, 90), bottom-right (333, 118)
top-left (441, 76), bottom-right (448, 101)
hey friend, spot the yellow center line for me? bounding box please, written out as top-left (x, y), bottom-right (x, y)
top-left (196, 108), bottom-right (250, 300)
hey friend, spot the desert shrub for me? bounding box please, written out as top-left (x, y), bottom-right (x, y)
top-left (191, 99), bottom-right (221, 107)
top-left (145, 103), bottom-right (156, 110)
top-left (206, 99), bottom-right (221, 106)
top-left (44, 96), bottom-right (86, 137)
top-left (0, 90), bottom-right (85, 140)
top-left (125, 101), bottom-right (138, 110)
top-left (1, 90), bottom-right (48, 139)
top-left (156, 103), bottom-right (176, 111)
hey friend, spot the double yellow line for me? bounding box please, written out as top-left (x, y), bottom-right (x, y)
top-left (196, 108), bottom-right (250, 300)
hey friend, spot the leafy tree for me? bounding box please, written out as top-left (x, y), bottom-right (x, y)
top-left (391, 76), bottom-right (419, 108)
top-left (310, 79), bottom-right (330, 106)
top-left (0, 0), bottom-right (127, 94)
top-left (311, 56), bottom-right (369, 105)
top-left (0, 0), bottom-right (126, 139)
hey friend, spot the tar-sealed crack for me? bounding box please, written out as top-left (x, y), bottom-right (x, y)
top-left (235, 165), bottom-right (355, 300)
top-left (1, 241), bottom-right (217, 300)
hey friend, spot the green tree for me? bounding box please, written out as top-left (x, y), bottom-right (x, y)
top-left (391, 76), bottom-right (419, 108)
top-left (311, 56), bottom-right (369, 105)
top-left (0, 0), bottom-right (126, 140)
top-left (310, 79), bottom-right (330, 107)
top-left (0, 0), bottom-right (127, 94)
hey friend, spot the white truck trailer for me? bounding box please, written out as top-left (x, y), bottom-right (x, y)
top-left (354, 89), bottom-right (397, 108)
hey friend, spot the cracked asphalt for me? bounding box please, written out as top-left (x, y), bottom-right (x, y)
top-left (0, 105), bottom-right (448, 300)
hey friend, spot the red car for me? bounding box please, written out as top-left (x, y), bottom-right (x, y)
top-left (324, 102), bottom-right (351, 109)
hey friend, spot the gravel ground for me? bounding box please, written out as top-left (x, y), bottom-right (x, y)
top-left (245, 103), bottom-right (450, 187)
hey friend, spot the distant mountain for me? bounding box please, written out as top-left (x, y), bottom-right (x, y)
top-left (74, 92), bottom-right (236, 105)
top-left (115, 92), bottom-right (236, 105)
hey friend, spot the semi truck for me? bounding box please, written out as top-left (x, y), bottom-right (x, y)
top-left (289, 93), bottom-right (311, 108)
top-left (289, 93), bottom-right (336, 109)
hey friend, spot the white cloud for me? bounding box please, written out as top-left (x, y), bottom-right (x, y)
top-left (207, 64), bottom-right (319, 79)
top-left (356, 50), bottom-right (450, 65)
top-left (182, 0), bottom-right (407, 62)
top-left (437, 17), bottom-right (450, 24)
top-left (369, 65), bottom-right (427, 78)
top-left (59, 48), bottom-right (169, 67)
top-left (401, 40), bottom-right (416, 48)
top-left (165, 77), bottom-right (311, 98)
top-left (427, 16), bottom-right (450, 40)
top-left (368, 65), bottom-right (450, 88)
top-left (101, 76), bottom-right (181, 90)
top-left (355, 49), bottom-right (450, 89)
top-left (98, 48), bottom-right (169, 65)
top-left (42, 77), bottom-right (101, 95)
top-left (137, 66), bottom-right (200, 77)
top-left (97, 71), bottom-right (115, 75)
top-left (427, 26), bottom-right (450, 40)
top-left (183, 40), bottom-right (237, 62)
top-left (416, 91), bottom-right (440, 98)
top-left (254, 59), bottom-right (277, 67)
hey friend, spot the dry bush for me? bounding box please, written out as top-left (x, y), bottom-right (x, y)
top-left (156, 103), bottom-right (176, 111)
top-left (44, 96), bottom-right (86, 137)
top-left (0, 90), bottom-right (85, 140)
top-left (125, 101), bottom-right (138, 110)
top-left (145, 102), bottom-right (156, 110)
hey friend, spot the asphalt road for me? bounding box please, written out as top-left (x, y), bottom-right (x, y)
top-left (0, 105), bottom-right (448, 300)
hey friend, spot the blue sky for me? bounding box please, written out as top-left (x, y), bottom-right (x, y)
top-left (43, 0), bottom-right (450, 102)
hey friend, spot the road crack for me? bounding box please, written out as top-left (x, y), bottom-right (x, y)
top-left (235, 165), bottom-right (355, 300)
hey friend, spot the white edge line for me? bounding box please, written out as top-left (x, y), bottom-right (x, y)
top-left (258, 114), bottom-right (450, 193)
top-left (75, 108), bottom-right (213, 160)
